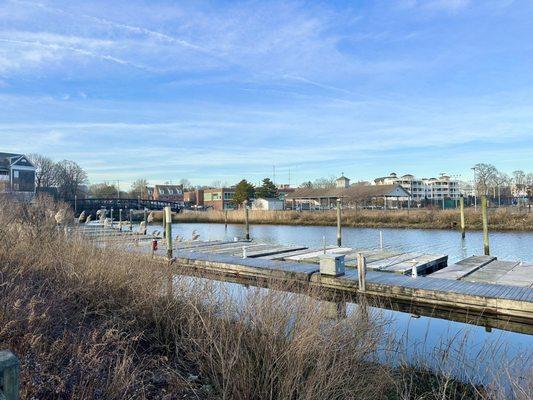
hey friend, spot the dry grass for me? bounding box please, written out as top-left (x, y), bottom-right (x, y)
top-left (0, 197), bottom-right (531, 399)
top-left (174, 208), bottom-right (533, 231)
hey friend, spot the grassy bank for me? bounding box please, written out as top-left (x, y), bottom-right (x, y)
top-left (172, 208), bottom-right (533, 231)
top-left (1, 199), bottom-right (531, 399)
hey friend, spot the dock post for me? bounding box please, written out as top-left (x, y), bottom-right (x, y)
top-left (119, 209), bottom-right (123, 231)
top-left (357, 253), bottom-right (366, 292)
top-left (459, 195), bottom-right (466, 239)
top-left (129, 209), bottom-right (133, 231)
top-left (482, 195), bottom-right (490, 255)
top-left (336, 198), bottom-right (342, 247)
top-left (162, 207), bottom-right (167, 239)
top-left (244, 202), bottom-right (250, 240)
top-left (110, 208), bottom-right (114, 228)
top-left (323, 235), bottom-right (326, 254)
top-left (0, 350), bottom-right (20, 400)
top-left (165, 206), bottom-right (173, 259)
top-left (224, 209), bottom-right (228, 230)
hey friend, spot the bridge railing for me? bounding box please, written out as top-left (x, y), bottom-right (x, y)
top-left (65, 198), bottom-right (183, 213)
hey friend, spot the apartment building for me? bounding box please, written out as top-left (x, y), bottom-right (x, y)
top-left (203, 188), bottom-right (235, 210)
top-left (374, 172), bottom-right (460, 201)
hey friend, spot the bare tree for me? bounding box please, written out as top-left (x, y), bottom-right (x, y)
top-left (28, 153), bottom-right (57, 188)
top-left (54, 160), bottom-right (88, 200)
top-left (179, 178), bottom-right (192, 190)
top-left (89, 183), bottom-right (119, 198)
top-left (130, 179), bottom-right (149, 198)
top-left (313, 176), bottom-right (336, 189)
top-left (473, 163), bottom-right (498, 195)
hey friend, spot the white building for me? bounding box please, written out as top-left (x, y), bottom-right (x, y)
top-left (252, 198), bottom-right (285, 211)
top-left (374, 172), bottom-right (460, 201)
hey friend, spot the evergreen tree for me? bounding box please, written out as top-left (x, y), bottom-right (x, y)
top-left (255, 178), bottom-right (279, 199)
top-left (232, 179), bottom-right (255, 206)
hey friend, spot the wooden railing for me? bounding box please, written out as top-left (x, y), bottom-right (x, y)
top-left (0, 350), bottom-right (19, 400)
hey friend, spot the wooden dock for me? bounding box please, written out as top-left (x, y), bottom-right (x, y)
top-left (430, 256), bottom-right (533, 288)
top-left (71, 224), bottom-right (533, 332)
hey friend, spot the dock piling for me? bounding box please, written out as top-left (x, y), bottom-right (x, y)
top-left (165, 206), bottom-right (172, 259)
top-left (336, 198), bottom-right (342, 247)
top-left (482, 195), bottom-right (490, 255)
top-left (357, 253), bottom-right (366, 292)
top-left (323, 235), bottom-right (326, 254)
top-left (110, 208), bottom-right (114, 228)
top-left (162, 207), bottom-right (167, 239)
top-left (460, 195), bottom-right (466, 239)
top-left (224, 209), bottom-right (228, 230)
top-left (244, 202), bottom-right (250, 240)
top-left (119, 209), bottom-right (122, 232)
top-left (129, 209), bottom-right (133, 231)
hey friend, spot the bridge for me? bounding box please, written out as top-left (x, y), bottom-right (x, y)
top-left (66, 198), bottom-right (183, 216)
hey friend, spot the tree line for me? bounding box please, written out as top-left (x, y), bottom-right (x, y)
top-left (29, 154), bottom-right (88, 200)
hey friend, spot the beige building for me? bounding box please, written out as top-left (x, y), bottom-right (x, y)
top-left (374, 172), bottom-right (460, 201)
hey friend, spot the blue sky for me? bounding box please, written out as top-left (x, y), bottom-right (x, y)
top-left (0, 0), bottom-right (532, 187)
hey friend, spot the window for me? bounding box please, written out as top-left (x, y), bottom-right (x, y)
top-left (13, 170), bottom-right (19, 178)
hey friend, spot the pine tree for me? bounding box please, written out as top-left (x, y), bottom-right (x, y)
top-left (232, 179), bottom-right (255, 206)
top-left (256, 178), bottom-right (279, 199)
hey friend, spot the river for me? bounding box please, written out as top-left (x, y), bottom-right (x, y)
top-left (148, 222), bottom-right (533, 384)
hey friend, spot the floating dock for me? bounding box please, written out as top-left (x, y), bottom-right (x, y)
top-left (71, 224), bottom-right (533, 333)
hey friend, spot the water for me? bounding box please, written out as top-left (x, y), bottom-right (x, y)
top-left (175, 275), bottom-right (533, 385)
top-left (149, 222), bottom-right (533, 380)
top-left (159, 222), bottom-right (533, 263)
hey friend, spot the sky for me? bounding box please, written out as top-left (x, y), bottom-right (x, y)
top-left (0, 0), bottom-right (532, 188)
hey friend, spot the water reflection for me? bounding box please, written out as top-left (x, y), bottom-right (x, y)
top-left (174, 274), bottom-right (533, 384)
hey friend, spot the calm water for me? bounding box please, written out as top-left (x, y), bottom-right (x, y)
top-left (149, 222), bottom-right (533, 380)
top-left (159, 222), bottom-right (533, 263)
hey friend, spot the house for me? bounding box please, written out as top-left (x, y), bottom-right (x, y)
top-left (252, 198), bottom-right (284, 211)
top-left (286, 176), bottom-right (411, 209)
top-left (0, 152), bottom-right (36, 201)
top-left (203, 188), bottom-right (235, 210)
top-left (152, 184), bottom-right (184, 202)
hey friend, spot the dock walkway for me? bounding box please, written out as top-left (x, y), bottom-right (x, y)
top-left (71, 224), bottom-right (533, 324)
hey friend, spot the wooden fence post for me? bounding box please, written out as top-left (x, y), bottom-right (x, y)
top-left (0, 350), bottom-right (20, 400)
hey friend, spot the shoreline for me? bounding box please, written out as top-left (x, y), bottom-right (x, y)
top-left (163, 209), bottom-right (533, 232)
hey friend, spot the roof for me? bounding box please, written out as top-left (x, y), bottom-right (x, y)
top-left (286, 184), bottom-right (411, 200)
top-left (0, 152), bottom-right (35, 170)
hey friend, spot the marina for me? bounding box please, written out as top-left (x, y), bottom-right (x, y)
top-left (72, 222), bottom-right (533, 332)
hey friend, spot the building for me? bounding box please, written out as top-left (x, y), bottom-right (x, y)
top-left (203, 188), bottom-right (235, 210)
top-left (277, 184), bottom-right (295, 201)
top-left (184, 189), bottom-right (205, 209)
top-left (252, 198), bottom-right (284, 211)
top-left (0, 152), bottom-right (36, 201)
top-left (286, 176), bottom-right (411, 209)
top-left (374, 172), bottom-right (460, 202)
top-left (152, 184), bottom-right (184, 202)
